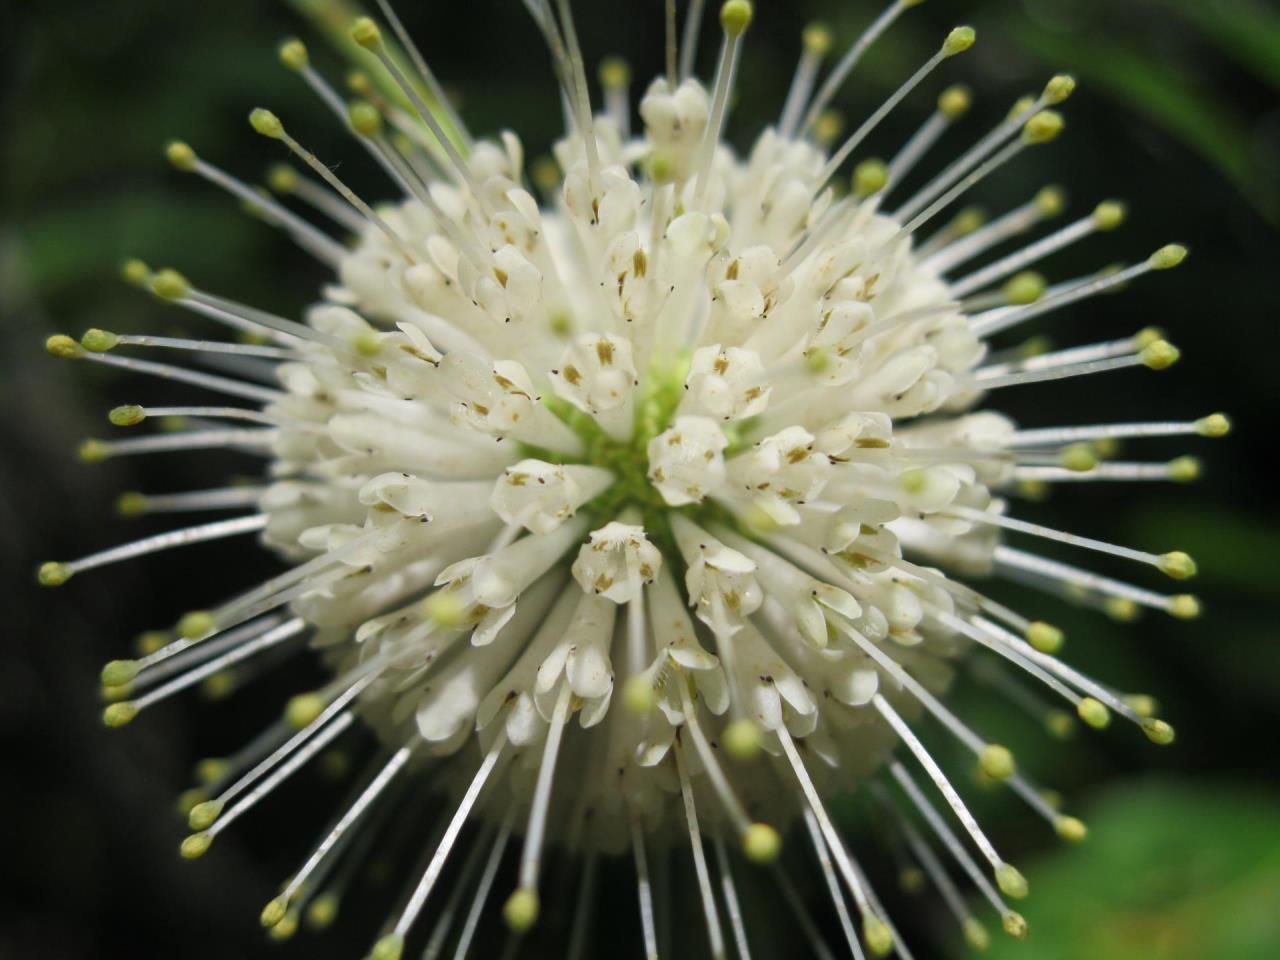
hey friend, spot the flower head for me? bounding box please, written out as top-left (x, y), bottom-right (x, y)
top-left (41, 0), bottom-right (1225, 955)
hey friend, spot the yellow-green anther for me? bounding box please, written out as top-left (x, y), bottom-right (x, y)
top-left (180, 832), bottom-right (213, 859)
top-left (178, 610), bottom-right (215, 639)
top-left (995, 863), bottom-right (1028, 899)
top-left (195, 757), bottom-right (228, 784)
top-left (285, 692), bottom-right (327, 729)
top-left (116, 492), bottom-right (148, 517)
top-left (267, 910), bottom-right (298, 942)
top-left (166, 141), bottom-right (197, 171)
top-left (37, 561), bottom-right (71, 587)
top-left (1132, 326), bottom-right (1164, 349)
top-left (261, 896), bottom-right (289, 929)
top-left (1001, 912), bottom-right (1028, 940)
top-left (122, 259), bottom-right (151, 286)
top-left (1195, 413), bottom-right (1231, 437)
top-left (1036, 185), bottom-right (1066, 217)
top-left (963, 917), bottom-right (990, 950)
top-left (267, 164), bottom-right (299, 193)
top-left (136, 631), bottom-right (169, 655)
top-left (151, 268), bottom-right (190, 301)
top-left (938, 84), bottom-right (971, 120)
top-left (1158, 551), bottom-right (1197, 580)
top-left (803, 22), bottom-right (833, 56)
top-left (1167, 456), bottom-right (1201, 483)
top-left (349, 101), bottom-right (382, 138)
top-left (1060, 442), bottom-right (1097, 473)
top-left (804, 346), bottom-right (832, 374)
top-left (1092, 200), bottom-right (1126, 230)
top-left (723, 718), bottom-right (763, 760)
top-left (1140, 339), bottom-right (1180, 370)
top-left (1103, 596), bottom-right (1140, 622)
top-left (1168, 594), bottom-right (1201, 619)
top-left (720, 0), bottom-right (754, 37)
top-left (1141, 718), bottom-right (1176, 745)
top-left (101, 659), bottom-right (139, 687)
top-left (422, 591), bottom-right (465, 628)
top-left (1054, 815), bottom-right (1087, 843)
top-left (250, 108), bottom-right (285, 139)
top-left (1003, 271), bottom-right (1045, 305)
top-left (899, 866), bottom-right (925, 894)
top-left (622, 674), bottom-right (655, 714)
top-left (1122, 693), bottom-right (1158, 718)
top-left (103, 702), bottom-right (138, 727)
top-left (942, 26), bottom-right (976, 56)
top-left (978, 744), bottom-right (1015, 781)
top-left (1045, 709), bottom-right (1075, 739)
top-left (742, 823), bottom-right (781, 863)
top-left (1077, 697), bottom-right (1110, 729)
top-left (503, 887), bottom-right (539, 931)
top-left (1008, 95), bottom-right (1036, 121)
top-left (279, 38), bottom-right (308, 71)
top-left (953, 206), bottom-right (986, 233)
top-left (78, 439), bottom-right (110, 463)
top-left (351, 17), bottom-right (383, 50)
top-left (853, 158), bottom-right (889, 198)
top-left (189, 799), bottom-right (225, 831)
top-left (1026, 621), bottom-right (1064, 653)
top-left (305, 893), bottom-right (339, 930)
top-left (599, 56), bottom-right (630, 89)
top-left (109, 405), bottom-right (146, 427)
top-left (46, 334), bottom-right (81, 359)
top-left (1091, 437), bottom-right (1119, 459)
top-left (863, 916), bottom-right (894, 956)
top-left (1043, 74), bottom-right (1076, 104)
top-left (1149, 244), bottom-right (1187, 270)
top-left (370, 933), bottom-right (404, 960)
top-left (80, 328), bottom-right (119, 353)
top-left (813, 109), bottom-right (844, 146)
top-left (1023, 110), bottom-right (1064, 144)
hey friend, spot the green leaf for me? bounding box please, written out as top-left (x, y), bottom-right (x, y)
top-left (970, 781), bottom-right (1280, 960)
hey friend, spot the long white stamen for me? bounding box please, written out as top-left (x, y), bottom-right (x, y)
top-left (976, 331), bottom-right (1149, 379)
top-left (127, 615), bottom-right (285, 696)
top-left (516, 681), bottom-right (573, 897)
top-left (678, 682), bottom-right (755, 840)
top-left (276, 743), bottom-right (414, 907)
top-left (182, 153), bottom-right (346, 265)
top-left (939, 612), bottom-right (1082, 706)
top-left (130, 618), bottom-right (306, 716)
top-left (679, 0), bottom-right (708, 82)
top-left (775, 725), bottom-right (874, 918)
top-left (874, 784), bottom-right (990, 940)
top-left (900, 135), bottom-right (1030, 239)
top-left (84, 429), bottom-right (277, 460)
top-left (836, 620), bottom-right (1002, 764)
top-left (74, 349), bottom-right (283, 404)
top-left (970, 350), bottom-right (1157, 392)
top-left (945, 505), bottom-right (1181, 574)
top-left (886, 765), bottom-right (1022, 930)
top-left (186, 289), bottom-right (343, 350)
top-left (54, 514), bottom-right (266, 582)
top-left (115, 407), bottom-right (286, 429)
top-left (778, 26), bottom-right (831, 141)
top-left (373, 0), bottom-right (474, 150)
top-left (712, 833), bottom-right (754, 960)
top-left (895, 91), bottom-right (1050, 224)
top-left (272, 166), bottom-right (368, 233)
top-left (801, 0), bottom-right (913, 135)
top-left (799, 809), bottom-right (865, 960)
top-left (925, 193), bottom-right (1053, 274)
top-left (951, 206), bottom-right (1116, 297)
top-left (394, 732), bottom-right (508, 937)
top-left (204, 710), bottom-right (352, 838)
top-left (566, 849), bottom-right (601, 960)
top-left (886, 86), bottom-right (971, 193)
top-left (631, 815), bottom-right (661, 960)
top-left (973, 249), bottom-right (1182, 338)
top-left (674, 740), bottom-right (727, 960)
top-left (554, 0), bottom-right (603, 196)
top-left (692, 12), bottom-right (750, 207)
top-left (452, 813), bottom-right (515, 960)
top-left (1013, 459), bottom-right (1199, 485)
top-left (873, 694), bottom-right (1006, 872)
top-left (815, 37), bottom-right (957, 192)
top-left (215, 670), bottom-right (382, 822)
top-left (107, 334), bottom-right (299, 361)
top-left (993, 544), bottom-right (1196, 618)
top-left (252, 110), bottom-right (419, 264)
top-left (423, 820), bottom-right (498, 960)
top-left (1007, 416), bottom-right (1226, 448)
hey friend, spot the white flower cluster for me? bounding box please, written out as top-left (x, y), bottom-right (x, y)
top-left (41, 1), bottom-right (1224, 957)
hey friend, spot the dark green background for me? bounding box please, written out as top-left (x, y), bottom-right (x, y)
top-left (2, 1), bottom-right (1278, 957)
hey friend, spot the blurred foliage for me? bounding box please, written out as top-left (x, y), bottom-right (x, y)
top-left (977, 781), bottom-right (1280, 960)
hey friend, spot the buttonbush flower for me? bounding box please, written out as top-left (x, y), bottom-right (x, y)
top-left (41, 1), bottom-right (1224, 956)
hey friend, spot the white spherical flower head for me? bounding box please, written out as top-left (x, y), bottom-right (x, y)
top-left (43, 2), bottom-right (1216, 956)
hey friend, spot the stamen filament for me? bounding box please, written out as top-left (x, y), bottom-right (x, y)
top-left (631, 815), bottom-right (661, 960)
top-left (74, 348), bottom-right (283, 405)
top-left (679, 0), bottom-right (708, 82)
top-left (373, 0), bottom-right (474, 149)
top-left (674, 739), bottom-right (727, 960)
top-left (452, 813), bottom-right (515, 960)
top-left (712, 833), bottom-right (754, 960)
top-left (799, 809), bottom-right (866, 960)
top-left (49, 514), bottom-right (266, 583)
